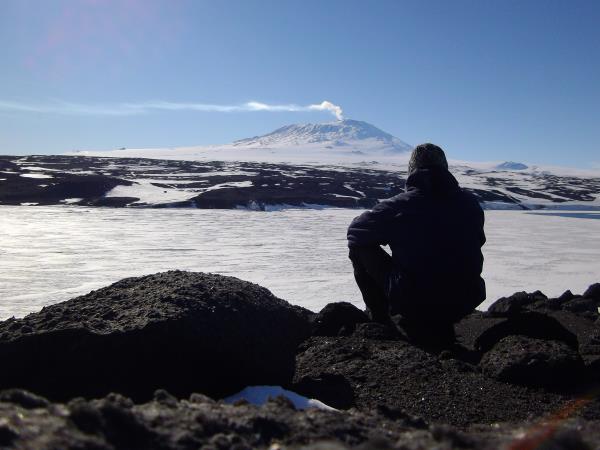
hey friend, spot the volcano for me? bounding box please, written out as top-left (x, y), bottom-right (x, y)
top-left (232, 119), bottom-right (412, 154)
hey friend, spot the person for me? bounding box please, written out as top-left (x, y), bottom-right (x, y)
top-left (347, 143), bottom-right (485, 340)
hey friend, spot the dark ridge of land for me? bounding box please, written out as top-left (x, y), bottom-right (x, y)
top-left (2, 154), bottom-right (599, 209)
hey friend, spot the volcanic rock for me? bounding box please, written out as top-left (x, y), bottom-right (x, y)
top-left (561, 297), bottom-right (599, 315)
top-left (1, 388), bottom-right (598, 450)
top-left (0, 159), bottom-right (19, 171)
top-left (0, 173), bottom-right (132, 205)
top-left (1, 272), bottom-right (600, 447)
top-left (455, 312), bottom-right (505, 351)
top-left (479, 335), bottom-right (584, 387)
top-left (487, 291), bottom-right (547, 316)
top-left (544, 286), bottom-right (600, 321)
top-left (0, 271), bottom-right (311, 402)
top-left (0, 389), bottom-right (430, 450)
top-left (310, 302), bottom-right (369, 337)
top-left (353, 322), bottom-right (402, 341)
top-left (487, 283), bottom-right (600, 321)
top-left (83, 196), bottom-right (141, 207)
top-left (583, 283), bottom-right (600, 301)
top-left (0, 389), bottom-right (49, 409)
top-left (293, 334), bottom-right (584, 426)
top-left (455, 311), bottom-right (578, 353)
top-left (292, 373), bottom-right (355, 410)
top-left (558, 290), bottom-right (577, 303)
top-left (543, 310), bottom-right (600, 377)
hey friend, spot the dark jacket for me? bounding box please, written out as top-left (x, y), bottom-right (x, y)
top-left (347, 167), bottom-right (486, 322)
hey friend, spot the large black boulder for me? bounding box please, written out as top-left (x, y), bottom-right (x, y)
top-left (544, 310), bottom-right (600, 377)
top-left (0, 271), bottom-right (312, 402)
top-left (479, 335), bottom-right (584, 388)
top-left (456, 311), bottom-right (578, 353)
top-left (310, 302), bottom-right (369, 337)
top-left (583, 283), bottom-right (600, 301)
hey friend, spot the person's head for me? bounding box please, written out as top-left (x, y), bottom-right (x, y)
top-left (408, 143), bottom-right (448, 175)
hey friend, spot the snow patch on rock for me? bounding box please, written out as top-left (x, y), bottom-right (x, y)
top-left (224, 385), bottom-right (337, 411)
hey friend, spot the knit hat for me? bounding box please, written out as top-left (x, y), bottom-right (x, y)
top-left (408, 143), bottom-right (448, 175)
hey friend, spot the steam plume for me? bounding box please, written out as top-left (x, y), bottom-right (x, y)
top-left (0, 99), bottom-right (345, 119)
top-left (308, 101), bottom-right (344, 120)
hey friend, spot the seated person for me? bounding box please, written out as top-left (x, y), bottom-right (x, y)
top-left (347, 143), bottom-right (486, 341)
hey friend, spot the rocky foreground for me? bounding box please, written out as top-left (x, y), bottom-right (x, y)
top-left (0, 272), bottom-right (599, 449)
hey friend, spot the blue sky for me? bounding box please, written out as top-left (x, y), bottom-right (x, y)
top-left (0, 0), bottom-right (599, 167)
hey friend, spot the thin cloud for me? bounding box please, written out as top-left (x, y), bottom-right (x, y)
top-left (0, 100), bottom-right (344, 119)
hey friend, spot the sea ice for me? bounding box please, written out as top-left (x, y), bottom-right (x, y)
top-left (0, 207), bottom-right (599, 320)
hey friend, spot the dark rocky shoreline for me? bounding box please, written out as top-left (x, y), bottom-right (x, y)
top-left (1, 271), bottom-right (599, 449)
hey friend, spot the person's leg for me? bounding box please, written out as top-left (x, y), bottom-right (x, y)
top-left (348, 246), bottom-right (395, 323)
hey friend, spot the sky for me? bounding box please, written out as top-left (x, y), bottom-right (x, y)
top-left (0, 0), bottom-right (599, 167)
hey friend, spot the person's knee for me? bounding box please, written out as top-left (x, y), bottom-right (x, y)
top-left (348, 245), bottom-right (380, 263)
top-left (348, 246), bottom-right (361, 261)
top-left (348, 247), bottom-right (370, 269)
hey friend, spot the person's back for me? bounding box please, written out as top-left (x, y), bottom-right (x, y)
top-left (347, 143), bottom-right (485, 329)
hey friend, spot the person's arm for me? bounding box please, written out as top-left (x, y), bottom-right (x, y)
top-left (347, 200), bottom-right (396, 248)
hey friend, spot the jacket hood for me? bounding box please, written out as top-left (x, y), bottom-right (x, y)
top-left (405, 167), bottom-right (460, 196)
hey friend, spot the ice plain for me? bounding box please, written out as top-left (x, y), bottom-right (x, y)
top-left (1, 206), bottom-right (599, 320)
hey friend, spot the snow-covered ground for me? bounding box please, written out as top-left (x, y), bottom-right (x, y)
top-left (224, 386), bottom-right (336, 410)
top-left (0, 206), bottom-right (599, 320)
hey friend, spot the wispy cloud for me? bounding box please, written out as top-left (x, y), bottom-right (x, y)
top-left (0, 100), bottom-right (344, 120)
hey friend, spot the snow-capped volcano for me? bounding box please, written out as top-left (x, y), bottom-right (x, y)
top-left (71, 119), bottom-right (413, 163)
top-left (232, 119), bottom-right (412, 153)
